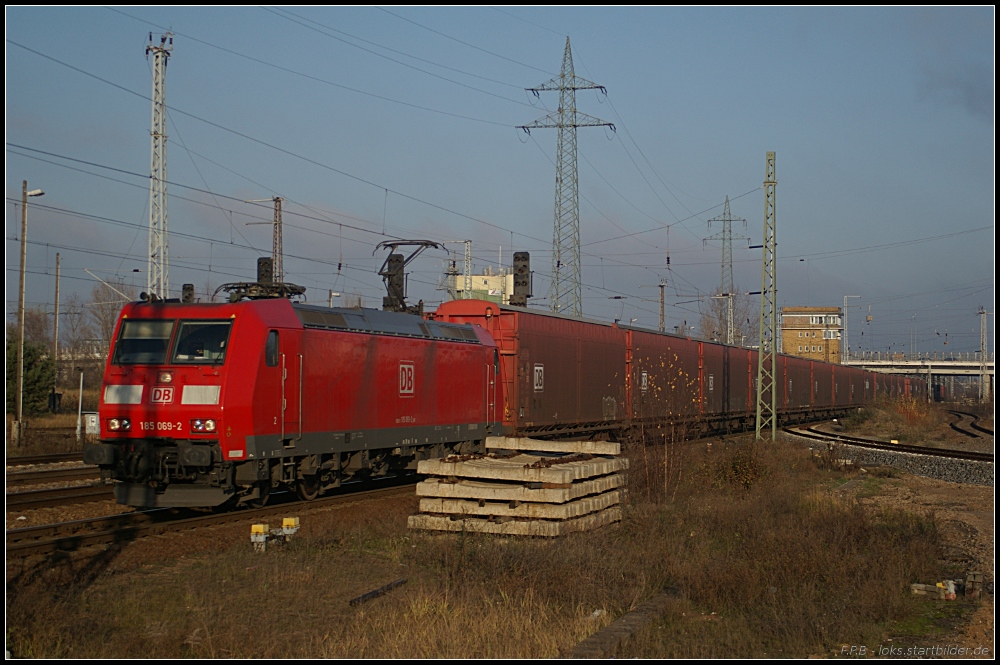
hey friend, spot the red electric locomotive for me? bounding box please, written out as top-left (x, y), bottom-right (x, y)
top-left (85, 296), bottom-right (500, 508)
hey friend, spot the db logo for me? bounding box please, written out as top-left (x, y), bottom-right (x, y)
top-left (533, 364), bottom-right (544, 392)
top-left (151, 386), bottom-right (174, 404)
top-left (399, 362), bottom-right (415, 396)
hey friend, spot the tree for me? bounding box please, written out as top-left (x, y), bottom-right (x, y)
top-left (89, 280), bottom-right (136, 358)
top-left (203, 278), bottom-right (217, 303)
top-left (62, 293), bottom-right (95, 360)
top-left (698, 288), bottom-right (758, 348)
top-left (23, 306), bottom-right (52, 349)
top-left (6, 335), bottom-right (56, 416)
top-left (59, 293), bottom-right (100, 388)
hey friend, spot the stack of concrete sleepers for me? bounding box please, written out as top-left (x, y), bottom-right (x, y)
top-left (407, 436), bottom-right (627, 537)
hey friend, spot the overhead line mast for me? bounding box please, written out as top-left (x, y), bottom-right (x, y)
top-left (518, 37), bottom-right (614, 318)
top-left (146, 32), bottom-right (173, 299)
top-left (755, 152), bottom-right (777, 441)
top-left (248, 197), bottom-right (285, 283)
top-left (980, 307), bottom-right (991, 404)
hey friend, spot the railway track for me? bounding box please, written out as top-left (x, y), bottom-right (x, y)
top-left (6, 481), bottom-right (415, 558)
top-left (946, 410), bottom-right (994, 438)
top-left (7, 484), bottom-right (114, 511)
top-left (785, 425), bottom-right (994, 463)
top-left (6, 451), bottom-right (84, 467)
top-left (6, 466), bottom-right (100, 488)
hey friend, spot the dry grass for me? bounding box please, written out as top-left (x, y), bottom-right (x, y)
top-left (5, 388), bottom-right (100, 455)
top-left (616, 439), bottom-right (945, 657)
top-left (5, 429), bottom-right (960, 658)
top-left (840, 398), bottom-right (957, 443)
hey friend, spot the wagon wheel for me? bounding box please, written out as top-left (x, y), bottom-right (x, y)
top-left (246, 480), bottom-right (270, 509)
top-left (296, 474), bottom-right (320, 501)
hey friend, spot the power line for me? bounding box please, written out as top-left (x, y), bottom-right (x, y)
top-left (784, 226), bottom-right (993, 261)
top-left (376, 7), bottom-right (556, 76)
top-left (267, 7), bottom-right (534, 96)
top-left (8, 44), bottom-right (719, 298)
top-left (490, 7), bottom-right (564, 38)
top-left (580, 187), bottom-right (762, 248)
top-left (6, 41), bottom-right (548, 244)
top-left (572, 49), bottom-right (721, 231)
top-left (9, 144), bottom-right (401, 240)
top-left (106, 8), bottom-right (515, 128)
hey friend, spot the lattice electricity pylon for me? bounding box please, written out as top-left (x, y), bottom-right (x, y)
top-left (517, 37), bottom-right (614, 318)
top-left (146, 32), bottom-right (173, 300)
top-left (706, 195), bottom-right (748, 297)
top-left (706, 195), bottom-right (748, 344)
top-left (755, 152), bottom-right (777, 441)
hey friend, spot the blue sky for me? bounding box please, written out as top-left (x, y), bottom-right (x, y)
top-left (6, 6), bottom-right (994, 354)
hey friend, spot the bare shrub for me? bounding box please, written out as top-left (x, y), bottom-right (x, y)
top-left (841, 398), bottom-right (956, 443)
top-left (702, 437), bottom-right (767, 490)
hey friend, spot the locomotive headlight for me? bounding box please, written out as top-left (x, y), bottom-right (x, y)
top-left (191, 418), bottom-right (217, 433)
top-left (108, 418), bottom-right (131, 432)
top-left (158, 371), bottom-right (173, 384)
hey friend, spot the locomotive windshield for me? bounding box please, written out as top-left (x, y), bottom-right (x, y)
top-left (112, 320), bottom-right (175, 365)
top-left (171, 321), bottom-right (232, 365)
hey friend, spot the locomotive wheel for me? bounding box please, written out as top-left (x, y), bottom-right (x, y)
top-left (296, 474), bottom-right (320, 501)
top-left (246, 481), bottom-right (270, 509)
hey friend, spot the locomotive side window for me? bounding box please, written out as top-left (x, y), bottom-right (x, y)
top-left (171, 321), bottom-right (233, 364)
top-left (265, 330), bottom-right (279, 367)
top-left (113, 320), bottom-right (175, 365)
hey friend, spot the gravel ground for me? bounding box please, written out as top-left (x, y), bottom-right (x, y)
top-left (6, 496), bottom-right (136, 530)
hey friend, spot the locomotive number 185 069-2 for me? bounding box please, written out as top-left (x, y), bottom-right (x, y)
top-left (139, 421), bottom-right (183, 432)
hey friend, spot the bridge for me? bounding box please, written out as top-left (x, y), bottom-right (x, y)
top-left (845, 351), bottom-right (994, 377)
top-left (845, 351), bottom-right (993, 402)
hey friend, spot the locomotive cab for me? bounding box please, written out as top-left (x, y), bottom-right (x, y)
top-left (85, 303), bottom-right (240, 507)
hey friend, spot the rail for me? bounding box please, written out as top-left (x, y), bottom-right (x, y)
top-left (785, 426), bottom-right (993, 463)
top-left (6, 481), bottom-right (415, 558)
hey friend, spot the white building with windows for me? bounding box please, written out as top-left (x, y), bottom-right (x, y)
top-left (447, 266), bottom-right (514, 304)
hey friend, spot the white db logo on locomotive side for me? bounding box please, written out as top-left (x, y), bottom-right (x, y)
top-left (150, 386), bottom-right (174, 404)
top-left (399, 362), bottom-right (415, 396)
top-left (533, 364), bottom-right (544, 392)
